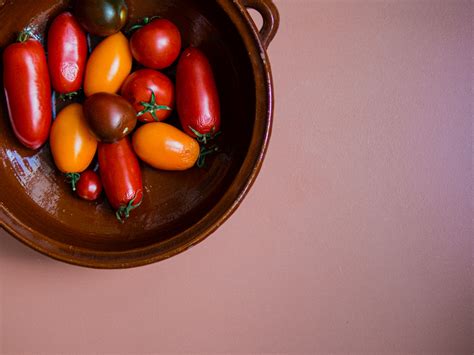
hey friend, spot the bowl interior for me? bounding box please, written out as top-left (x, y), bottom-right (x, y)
top-left (0, 0), bottom-right (256, 253)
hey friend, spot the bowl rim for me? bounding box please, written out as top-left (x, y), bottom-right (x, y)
top-left (0, 0), bottom-right (275, 269)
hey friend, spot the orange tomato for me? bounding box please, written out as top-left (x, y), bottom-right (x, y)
top-left (84, 32), bottom-right (132, 96)
top-left (50, 103), bottom-right (98, 173)
top-left (132, 122), bottom-right (199, 171)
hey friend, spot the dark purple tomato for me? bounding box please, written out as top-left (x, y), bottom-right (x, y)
top-left (83, 92), bottom-right (137, 143)
top-left (74, 0), bottom-right (128, 37)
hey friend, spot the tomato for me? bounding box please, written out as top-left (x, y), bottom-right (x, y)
top-left (130, 18), bottom-right (181, 70)
top-left (76, 170), bottom-right (102, 201)
top-left (132, 122), bottom-right (200, 171)
top-left (84, 32), bottom-right (132, 96)
top-left (83, 93), bottom-right (137, 143)
top-left (98, 138), bottom-right (143, 222)
top-left (47, 12), bottom-right (87, 98)
top-left (176, 47), bottom-right (221, 143)
top-left (3, 33), bottom-right (52, 150)
top-left (74, 0), bottom-right (128, 37)
top-left (50, 104), bottom-right (98, 181)
top-left (120, 69), bottom-right (174, 122)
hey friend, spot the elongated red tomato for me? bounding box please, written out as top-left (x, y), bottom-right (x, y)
top-left (47, 12), bottom-right (87, 96)
top-left (98, 138), bottom-right (143, 222)
top-left (176, 47), bottom-right (220, 143)
top-left (3, 34), bottom-right (52, 150)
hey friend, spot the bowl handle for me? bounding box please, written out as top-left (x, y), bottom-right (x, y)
top-left (241, 0), bottom-right (280, 49)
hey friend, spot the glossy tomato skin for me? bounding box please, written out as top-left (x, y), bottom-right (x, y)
top-left (50, 103), bottom-right (98, 173)
top-left (83, 93), bottom-right (137, 143)
top-left (84, 32), bottom-right (132, 96)
top-left (76, 170), bottom-right (102, 201)
top-left (120, 69), bottom-right (174, 122)
top-left (176, 48), bottom-right (220, 138)
top-left (3, 38), bottom-right (52, 150)
top-left (98, 138), bottom-right (143, 218)
top-left (132, 122), bottom-right (199, 171)
top-left (130, 19), bottom-right (181, 69)
top-left (74, 0), bottom-right (128, 37)
top-left (47, 12), bottom-right (87, 94)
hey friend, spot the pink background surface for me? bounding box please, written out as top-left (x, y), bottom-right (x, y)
top-left (0, 0), bottom-right (472, 353)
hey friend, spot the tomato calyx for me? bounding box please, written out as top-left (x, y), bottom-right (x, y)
top-left (197, 145), bottom-right (219, 168)
top-left (65, 173), bottom-right (81, 191)
top-left (17, 30), bottom-right (41, 43)
top-left (137, 89), bottom-right (172, 121)
top-left (59, 91), bottom-right (80, 101)
top-left (17, 31), bottom-right (31, 43)
top-left (127, 16), bottom-right (160, 33)
top-left (115, 190), bottom-right (143, 223)
top-left (189, 126), bottom-right (221, 145)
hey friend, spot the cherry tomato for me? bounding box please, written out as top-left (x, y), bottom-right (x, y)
top-left (84, 32), bottom-right (132, 96)
top-left (74, 0), bottom-right (128, 37)
top-left (83, 93), bottom-right (137, 143)
top-left (120, 69), bottom-right (174, 122)
top-left (47, 12), bottom-right (87, 97)
top-left (130, 18), bottom-right (181, 69)
top-left (76, 170), bottom-right (102, 201)
top-left (176, 47), bottom-right (221, 143)
top-left (132, 122), bottom-right (200, 171)
top-left (98, 138), bottom-right (143, 222)
top-left (50, 104), bottom-right (98, 176)
top-left (3, 33), bottom-right (52, 150)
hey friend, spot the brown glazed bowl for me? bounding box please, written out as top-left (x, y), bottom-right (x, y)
top-left (0, 0), bottom-right (279, 268)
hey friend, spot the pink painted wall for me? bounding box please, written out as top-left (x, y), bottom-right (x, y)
top-left (0, 0), bottom-right (472, 353)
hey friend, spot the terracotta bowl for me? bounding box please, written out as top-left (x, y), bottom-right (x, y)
top-left (0, 0), bottom-right (279, 268)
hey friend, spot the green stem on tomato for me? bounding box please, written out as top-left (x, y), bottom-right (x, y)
top-left (196, 145), bottom-right (219, 168)
top-left (17, 31), bottom-right (30, 43)
top-left (59, 91), bottom-right (79, 101)
top-left (189, 126), bottom-right (221, 145)
top-left (65, 173), bottom-right (81, 192)
top-left (137, 89), bottom-right (171, 121)
top-left (127, 16), bottom-right (161, 33)
top-left (115, 190), bottom-right (143, 223)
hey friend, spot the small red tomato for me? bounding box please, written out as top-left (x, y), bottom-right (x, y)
top-left (47, 12), bottom-right (87, 97)
top-left (98, 138), bottom-right (143, 222)
top-left (3, 33), bottom-right (52, 150)
top-left (130, 18), bottom-right (181, 69)
top-left (176, 47), bottom-right (221, 143)
top-left (76, 170), bottom-right (102, 201)
top-left (120, 69), bottom-right (174, 122)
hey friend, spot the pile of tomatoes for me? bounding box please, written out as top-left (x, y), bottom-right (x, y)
top-left (3, 0), bottom-right (221, 222)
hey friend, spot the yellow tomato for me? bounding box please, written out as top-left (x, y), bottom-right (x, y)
top-left (84, 32), bottom-right (132, 96)
top-left (50, 103), bottom-right (98, 173)
top-left (132, 122), bottom-right (200, 171)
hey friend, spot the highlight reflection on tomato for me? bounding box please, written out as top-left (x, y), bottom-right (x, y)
top-left (84, 31), bottom-right (132, 96)
top-left (98, 138), bottom-right (143, 222)
top-left (83, 93), bottom-right (137, 143)
top-left (74, 0), bottom-right (128, 37)
top-left (121, 69), bottom-right (174, 122)
top-left (47, 12), bottom-right (87, 98)
top-left (3, 33), bottom-right (52, 150)
top-left (130, 18), bottom-right (181, 69)
top-left (76, 170), bottom-right (103, 201)
top-left (132, 122), bottom-right (200, 171)
top-left (176, 47), bottom-right (221, 143)
top-left (50, 103), bottom-right (98, 175)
